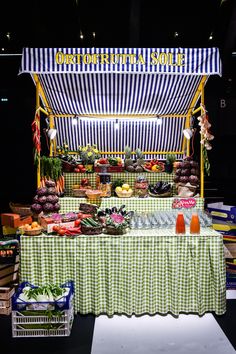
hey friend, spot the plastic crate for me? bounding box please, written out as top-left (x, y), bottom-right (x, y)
top-left (12, 302), bottom-right (74, 337)
top-left (12, 281), bottom-right (74, 311)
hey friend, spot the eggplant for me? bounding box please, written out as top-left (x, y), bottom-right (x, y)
top-left (105, 208), bottom-right (112, 215)
top-left (97, 210), bottom-right (106, 217)
top-left (159, 183), bottom-right (171, 194)
top-left (118, 205), bottom-right (126, 213)
top-left (155, 181), bottom-right (163, 192)
top-left (149, 185), bottom-right (156, 194)
top-left (111, 207), bottom-right (118, 213)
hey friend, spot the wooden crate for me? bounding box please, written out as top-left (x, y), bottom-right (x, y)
top-left (0, 286), bottom-right (15, 315)
top-left (0, 256), bottom-right (19, 287)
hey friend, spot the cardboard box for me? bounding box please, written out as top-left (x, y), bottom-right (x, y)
top-left (1, 213), bottom-right (32, 228)
top-left (207, 202), bottom-right (236, 223)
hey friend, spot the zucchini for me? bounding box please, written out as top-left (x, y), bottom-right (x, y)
top-left (86, 218), bottom-right (100, 227)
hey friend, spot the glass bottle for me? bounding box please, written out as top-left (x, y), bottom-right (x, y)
top-left (175, 212), bottom-right (186, 234)
top-left (190, 212), bottom-right (200, 234)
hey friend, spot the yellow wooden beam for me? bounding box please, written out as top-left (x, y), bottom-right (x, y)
top-left (35, 77), bottom-right (41, 188)
top-left (33, 74), bottom-right (56, 157)
top-left (52, 114), bottom-right (186, 119)
top-left (200, 78), bottom-right (206, 198)
top-left (66, 151), bottom-right (184, 155)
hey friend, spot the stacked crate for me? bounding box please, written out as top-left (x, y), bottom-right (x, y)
top-left (0, 238), bottom-right (19, 315)
top-left (207, 202), bottom-right (236, 289)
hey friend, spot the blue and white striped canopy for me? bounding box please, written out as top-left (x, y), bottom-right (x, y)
top-left (20, 48), bottom-right (221, 156)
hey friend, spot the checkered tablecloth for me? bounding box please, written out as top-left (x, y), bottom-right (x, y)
top-left (64, 172), bottom-right (175, 196)
top-left (20, 228), bottom-right (226, 316)
top-left (60, 196), bottom-right (204, 213)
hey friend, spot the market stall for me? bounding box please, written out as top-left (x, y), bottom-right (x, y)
top-left (18, 47), bottom-right (226, 316)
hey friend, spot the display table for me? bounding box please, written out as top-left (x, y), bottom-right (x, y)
top-left (20, 228), bottom-right (226, 316)
top-left (60, 197), bottom-right (205, 213)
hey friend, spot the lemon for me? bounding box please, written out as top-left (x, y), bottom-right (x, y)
top-left (122, 183), bottom-right (130, 191)
top-left (128, 188), bottom-right (133, 193)
top-left (115, 186), bottom-right (123, 193)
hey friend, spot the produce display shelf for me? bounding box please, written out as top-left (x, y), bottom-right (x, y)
top-left (64, 172), bottom-right (175, 196)
top-left (59, 196), bottom-right (205, 213)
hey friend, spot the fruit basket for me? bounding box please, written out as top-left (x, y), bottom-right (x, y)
top-left (116, 190), bottom-right (133, 198)
top-left (9, 202), bottom-right (32, 217)
top-left (148, 191), bottom-right (172, 197)
top-left (143, 165), bottom-right (165, 173)
top-left (81, 224), bottom-right (103, 235)
top-left (23, 227), bottom-right (43, 236)
top-left (105, 226), bottom-right (127, 235)
top-left (85, 189), bottom-right (103, 200)
top-left (72, 188), bottom-right (91, 197)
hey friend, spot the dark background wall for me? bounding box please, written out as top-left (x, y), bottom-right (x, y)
top-left (0, 0), bottom-right (236, 213)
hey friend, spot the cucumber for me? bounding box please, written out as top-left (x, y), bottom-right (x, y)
top-left (87, 218), bottom-right (100, 227)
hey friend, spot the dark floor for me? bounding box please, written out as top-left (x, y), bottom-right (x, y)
top-left (0, 300), bottom-right (236, 354)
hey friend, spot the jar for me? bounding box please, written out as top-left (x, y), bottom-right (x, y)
top-left (134, 177), bottom-right (149, 198)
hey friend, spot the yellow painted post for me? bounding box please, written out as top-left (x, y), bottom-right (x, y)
top-left (49, 115), bottom-right (54, 157)
top-left (200, 77), bottom-right (206, 198)
top-left (35, 78), bottom-right (41, 188)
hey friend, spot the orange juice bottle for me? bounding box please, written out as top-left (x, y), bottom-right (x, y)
top-left (175, 212), bottom-right (186, 234)
top-left (190, 213), bottom-right (200, 234)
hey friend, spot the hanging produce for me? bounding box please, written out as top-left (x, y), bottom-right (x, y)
top-left (40, 156), bottom-right (65, 195)
top-left (197, 109), bottom-right (214, 176)
top-left (31, 109), bottom-right (41, 166)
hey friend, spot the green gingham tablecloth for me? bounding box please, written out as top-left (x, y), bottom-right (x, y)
top-left (20, 228), bottom-right (226, 316)
top-left (60, 197), bottom-right (205, 213)
top-left (64, 172), bottom-right (175, 196)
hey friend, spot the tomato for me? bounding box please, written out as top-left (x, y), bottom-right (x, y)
top-left (74, 168), bottom-right (81, 173)
top-left (74, 219), bottom-right (81, 227)
top-left (53, 225), bottom-right (60, 232)
top-left (80, 168), bottom-right (86, 173)
top-left (58, 229), bottom-right (67, 236)
top-left (78, 164), bottom-right (84, 170)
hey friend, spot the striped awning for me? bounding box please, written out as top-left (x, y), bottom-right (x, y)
top-left (20, 48), bottom-right (221, 155)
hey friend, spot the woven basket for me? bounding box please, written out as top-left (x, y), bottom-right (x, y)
top-left (81, 224), bottom-right (103, 235)
top-left (9, 202), bottom-right (32, 217)
top-left (105, 226), bottom-right (127, 235)
top-left (23, 228), bottom-right (43, 236)
top-left (62, 161), bottom-right (76, 172)
top-left (72, 189), bottom-right (87, 197)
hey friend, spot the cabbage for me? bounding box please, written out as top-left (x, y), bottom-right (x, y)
top-left (189, 175), bottom-right (199, 185)
top-left (37, 187), bottom-right (48, 196)
top-left (31, 203), bottom-right (43, 214)
top-left (43, 202), bottom-right (55, 213)
top-left (47, 187), bottom-right (57, 195)
top-left (45, 180), bottom-right (56, 188)
top-left (180, 169), bottom-right (191, 176)
top-left (38, 196), bottom-right (47, 204)
top-left (53, 203), bottom-right (60, 212)
top-left (46, 195), bottom-right (59, 204)
top-left (179, 176), bottom-right (189, 183)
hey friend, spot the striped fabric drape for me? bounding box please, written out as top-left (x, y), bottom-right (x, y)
top-left (54, 117), bottom-right (185, 159)
top-left (38, 73), bottom-right (202, 116)
top-left (20, 47), bottom-right (222, 155)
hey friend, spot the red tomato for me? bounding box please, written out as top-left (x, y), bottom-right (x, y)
top-left (78, 164), bottom-right (84, 170)
top-left (53, 225), bottom-right (60, 232)
top-left (80, 168), bottom-right (86, 173)
top-left (74, 168), bottom-right (81, 173)
top-left (58, 229), bottom-right (66, 236)
top-left (74, 219), bottom-right (81, 227)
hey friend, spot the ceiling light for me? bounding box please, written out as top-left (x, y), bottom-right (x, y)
top-left (47, 128), bottom-right (57, 140)
top-left (72, 117), bottom-right (78, 125)
top-left (92, 32), bottom-right (96, 38)
top-left (115, 119), bottom-right (119, 130)
top-left (156, 118), bottom-right (162, 125)
top-left (80, 31), bottom-right (84, 40)
top-left (174, 32), bottom-right (179, 38)
top-left (183, 128), bottom-right (193, 140)
top-left (209, 32), bottom-right (213, 40)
